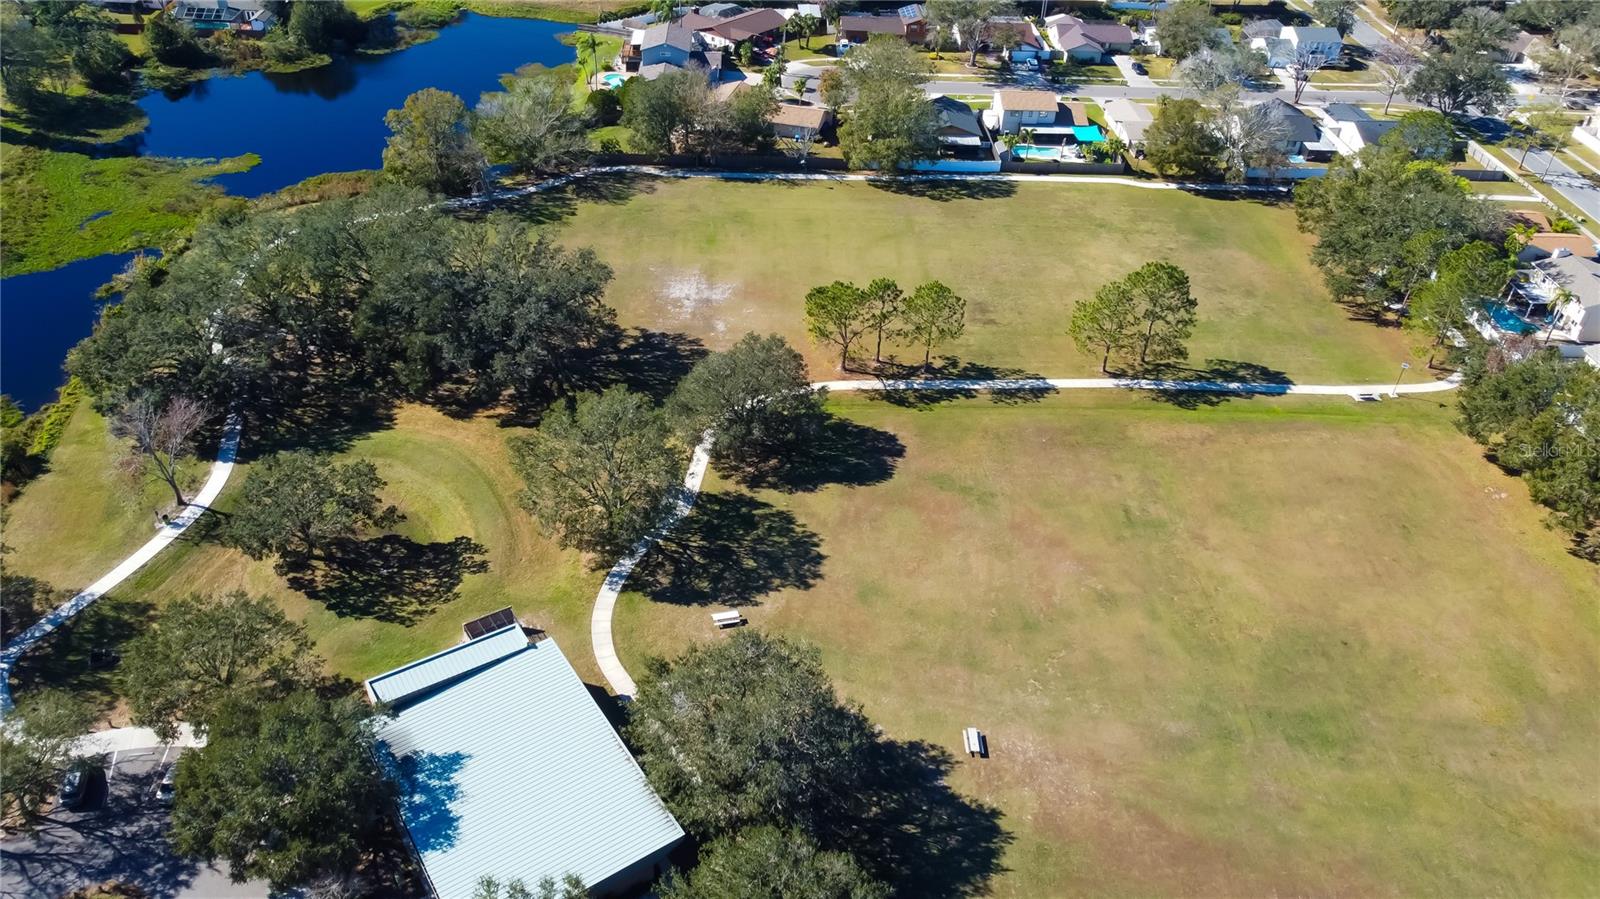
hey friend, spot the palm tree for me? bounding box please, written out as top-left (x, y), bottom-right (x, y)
top-left (578, 32), bottom-right (599, 82)
top-left (796, 12), bottom-right (819, 50)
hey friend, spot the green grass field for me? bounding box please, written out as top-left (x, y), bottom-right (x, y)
top-left (0, 145), bottom-right (257, 277)
top-left (614, 392), bottom-right (1600, 898)
top-left (526, 177), bottom-right (1416, 383)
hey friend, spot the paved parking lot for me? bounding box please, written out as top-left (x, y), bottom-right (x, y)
top-left (0, 746), bottom-right (271, 899)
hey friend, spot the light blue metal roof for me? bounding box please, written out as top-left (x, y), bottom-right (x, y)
top-left (365, 625), bottom-right (529, 706)
top-left (369, 635), bottom-right (684, 897)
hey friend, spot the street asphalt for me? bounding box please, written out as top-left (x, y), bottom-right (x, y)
top-left (0, 746), bottom-right (273, 899)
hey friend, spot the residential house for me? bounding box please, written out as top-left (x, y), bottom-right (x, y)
top-left (170, 0), bottom-right (276, 32)
top-left (1256, 97), bottom-right (1336, 159)
top-left (1524, 250), bottom-right (1600, 343)
top-left (1491, 29), bottom-right (1541, 65)
top-left (932, 95), bottom-right (990, 150)
top-left (691, 7), bottom-right (788, 49)
top-left (838, 5), bottom-right (928, 45)
top-left (1044, 13), bottom-right (1134, 63)
top-left (1322, 103), bottom-right (1398, 153)
top-left (697, 1), bottom-right (743, 17)
top-left (1250, 23), bottom-right (1343, 67)
top-left (770, 103), bottom-right (833, 140)
top-left (992, 89), bottom-right (1061, 133)
top-left (626, 22), bottom-right (724, 81)
top-left (950, 17), bottom-right (1046, 62)
top-left (365, 622), bottom-right (685, 899)
top-left (1102, 97), bottom-right (1154, 145)
top-left (1516, 232), bottom-right (1600, 264)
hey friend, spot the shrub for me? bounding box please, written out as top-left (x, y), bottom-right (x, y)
top-left (1551, 216), bottom-right (1580, 233)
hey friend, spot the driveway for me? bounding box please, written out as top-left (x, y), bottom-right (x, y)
top-left (0, 746), bottom-right (272, 899)
top-left (1111, 54), bottom-right (1154, 88)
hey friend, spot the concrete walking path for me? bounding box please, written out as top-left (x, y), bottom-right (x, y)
top-left (0, 414), bottom-right (244, 715)
top-left (589, 373), bottom-right (1461, 699)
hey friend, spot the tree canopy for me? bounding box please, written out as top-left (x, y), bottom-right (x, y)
top-left (508, 386), bottom-right (684, 556)
top-left (224, 451), bottom-right (401, 567)
top-left (122, 591), bottom-right (317, 742)
top-left (1294, 144), bottom-right (1504, 313)
top-left (381, 88), bottom-right (485, 195)
top-left (898, 280), bottom-right (967, 368)
top-left (658, 826), bottom-right (887, 899)
top-left (626, 631), bottom-right (878, 839)
top-left (666, 332), bottom-right (824, 463)
top-left (0, 689), bottom-right (94, 829)
top-left (474, 70), bottom-right (592, 175)
top-left (1154, 0), bottom-right (1225, 60)
top-left (1143, 96), bottom-right (1222, 179)
top-left (170, 691), bottom-right (391, 890)
top-left (1407, 50), bottom-right (1512, 116)
top-left (839, 36), bottom-right (938, 171)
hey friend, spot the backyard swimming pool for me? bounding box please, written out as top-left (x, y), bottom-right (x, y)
top-left (1012, 145), bottom-right (1060, 161)
top-left (1483, 301), bottom-right (1542, 334)
top-left (601, 72), bottom-right (627, 88)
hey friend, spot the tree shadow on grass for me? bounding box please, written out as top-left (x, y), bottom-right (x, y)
top-left (237, 369), bottom-right (398, 461)
top-left (9, 595), bottom-right (156, 716)
top-left (284, 535), bottom-right (488, 624)
top-left (1125, 358), bottom-right (1294, 409)
top-left (866, 356), bottom-right (1059, 409)
top-left (486, 327), bottom-right (709, 427)
top-left (631, 493), bottom-right (823, 607)
top-left (827, 738), bottom-right (1012, 897)
top-left (479, 173), bottom-right (659, 227)
top-left (726, 413), bottom-right (904, 494)
top-left (868, 176), bottom-right (1018, 202)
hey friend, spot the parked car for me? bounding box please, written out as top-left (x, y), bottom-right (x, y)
top-left (58, 763), bottom-right (95, 810)
top-left (1131, 61), bottom-right (1148, 75)
top-left (153, 765), bottom-right (176, 807)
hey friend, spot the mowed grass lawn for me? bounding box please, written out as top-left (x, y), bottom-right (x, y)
top-left (7, 405), bottom-right (606, 710)
top-left (527, 177), bottom-right (1415, 384)
top-left (614, 392), bottom-right (1600, 897)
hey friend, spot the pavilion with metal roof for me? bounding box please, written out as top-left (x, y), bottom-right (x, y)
top-left (366, 625), bottom-right (684, 897)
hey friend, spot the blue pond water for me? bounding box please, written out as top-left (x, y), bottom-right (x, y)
top-left (1, 252), bottom-right (143, 411)
top-left (129, 12), bottom-right (576, 196)
top-left (2, 12), bottom-right (576, 410)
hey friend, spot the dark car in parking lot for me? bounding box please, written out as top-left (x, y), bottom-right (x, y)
top-left (58, 765), bottom-right (92, 810)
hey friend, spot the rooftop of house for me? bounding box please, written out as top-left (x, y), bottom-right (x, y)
top-left (368, 628), bottom-right (685, 899)
top-left (1527, 233), bottom-right (1600, 259)
top-left (1343, 118), bottom-right (1399, 145)
top-left (1257, 97), bottom-right (1323, 144)
top-left (697, 1), bottom-right (743, 17)
top-left (1102, 97), bottom-right (1154, 124)
top-left (771, 103), bottom-right (830, 130)
top-left (996, 89), bottom-right (1059, 113)
top-left (1503, 30), bottom-right (1539, 56)
top-left (1045, 13), bottom-right (1133, 44)
top-left (932, 95), bottom-right (984, 137)
top-left (1532, 251), bottom-right (1600, 306)
top-left (986, 19), bottom-right (1044, 48)
top-left (1285, 24), bottom-right (1343, 45)
top-left (703, 7), bottom-right (788, 40)
top-left (1324, 102), bottom-right (1371, 123)
top-left (839, 13), bottom-right (910, 34)
top-left (641, 21), bottom-right (699, 51)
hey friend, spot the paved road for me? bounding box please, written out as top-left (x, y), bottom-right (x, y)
top-left (0, 746), bottom-right (270, 899)
top-left (1522, 145), bottom-right (1600, 222)
top-left (589, 373), bottom-right (1462, 699)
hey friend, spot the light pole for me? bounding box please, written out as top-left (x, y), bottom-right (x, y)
top-left (1390, 361), bottom-right (1410, 397)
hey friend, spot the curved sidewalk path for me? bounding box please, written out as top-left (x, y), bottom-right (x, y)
top-left (591, 374), bottom-right (1461, 699)
top-left (0, 414), bottom-right (244, 716)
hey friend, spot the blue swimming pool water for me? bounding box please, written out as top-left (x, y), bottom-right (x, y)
top-left (1013, 145), bottom-right (1058, 160)
top-left (601, 72), bottom-right (626, 88)
top-left (1483, 301), bottom-right (1540, 334)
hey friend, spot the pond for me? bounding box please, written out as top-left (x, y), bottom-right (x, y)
top-left (130, 12), bottom-right (579, 196)
top-left (2, 12), bottom-right (579, 411)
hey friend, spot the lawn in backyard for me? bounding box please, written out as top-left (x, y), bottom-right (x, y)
top-left (613, 391), bottom-right (1600, 898)
top-left (519, 176), bottom-right (1417, 384)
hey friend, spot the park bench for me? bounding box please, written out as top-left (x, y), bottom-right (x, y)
top-left (963, 726), bottom-right (987, 758)
top-left (711, 610), bottom-right (745, 629)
